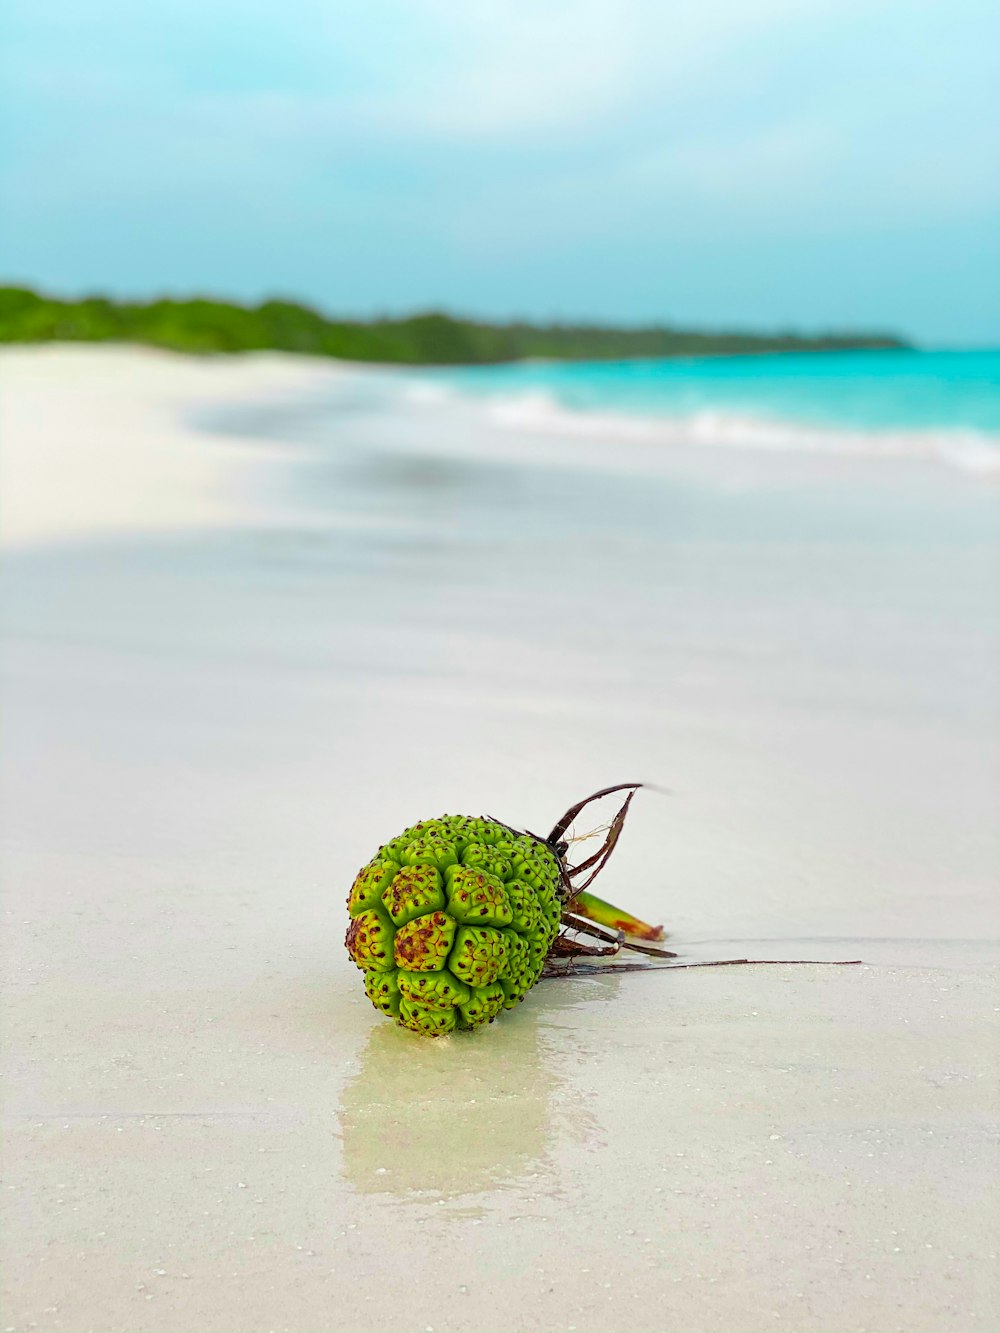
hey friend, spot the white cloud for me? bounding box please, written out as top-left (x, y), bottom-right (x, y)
top-left (345, 0), bottom-right (851, 141)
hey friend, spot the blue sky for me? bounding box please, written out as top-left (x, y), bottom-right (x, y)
top-left (3, 1), bottom-right (999, 343)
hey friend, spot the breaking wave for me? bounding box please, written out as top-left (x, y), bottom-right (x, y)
top-left (404, 383), bottom-right (1000, 477)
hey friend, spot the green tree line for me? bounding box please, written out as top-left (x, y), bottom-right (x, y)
top-left (0, 286), bottom-right (906, 364)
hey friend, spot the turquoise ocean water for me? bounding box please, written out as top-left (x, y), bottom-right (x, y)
top-left (425, 349), bottom-right (1000, 469)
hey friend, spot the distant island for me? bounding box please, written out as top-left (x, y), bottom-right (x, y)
top-left (0, 286), bottom-right (907, 365)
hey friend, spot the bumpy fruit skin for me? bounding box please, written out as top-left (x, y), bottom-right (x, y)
top-left (346, 815), bottom-right (562, 1036)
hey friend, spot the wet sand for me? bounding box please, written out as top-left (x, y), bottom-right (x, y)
top-left (1, 346), bottom-right (998, 1332)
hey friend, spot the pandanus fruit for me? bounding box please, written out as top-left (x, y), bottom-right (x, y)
top-left (345, 784), bottom-right (674, 1037)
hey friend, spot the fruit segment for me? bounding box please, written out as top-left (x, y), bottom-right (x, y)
top-left (450, 925), bottom-right (510, 986)
top-left (345, 908), bottom-right (395, 972)
top-left (392, 911), bottom-right (456, 972)
top-left (382, 864), bottom-right (445, 926)
top-left (445, 866), bottom-right (513, 927)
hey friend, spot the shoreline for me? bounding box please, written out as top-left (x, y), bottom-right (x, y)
top-left (2, 344), bottom-right (996, 557)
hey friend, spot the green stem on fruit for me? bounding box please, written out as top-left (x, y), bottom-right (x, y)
top-left (566, 889), bottom-right (666, 942)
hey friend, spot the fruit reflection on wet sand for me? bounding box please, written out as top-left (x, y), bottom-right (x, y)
top-left (338, 975), bottom-right (616, 1201)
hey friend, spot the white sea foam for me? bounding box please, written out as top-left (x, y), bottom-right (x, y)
top-left (399, 379), bottom-right (455, 407)
top-left (469, 387), bottom-right (1000, 477)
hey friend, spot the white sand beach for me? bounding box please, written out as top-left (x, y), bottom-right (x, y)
top-left (1, 346), bottom-right (998, 1333)
top-left (0, 346), bottom-right (336, 548)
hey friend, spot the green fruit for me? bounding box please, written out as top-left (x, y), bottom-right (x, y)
top-left (346, 815), bottom-right (562, 1036)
